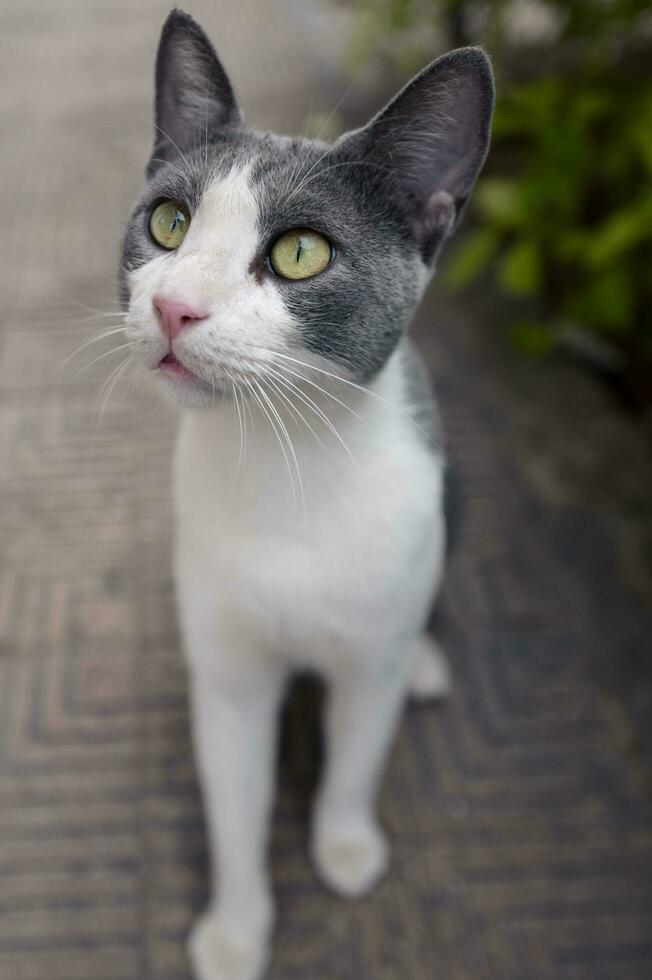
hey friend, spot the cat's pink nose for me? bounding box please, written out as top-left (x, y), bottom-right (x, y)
top-left (153, 296), bottom-right (207, 341)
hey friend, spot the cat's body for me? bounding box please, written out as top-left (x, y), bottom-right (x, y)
top-left (175, 335), bottom-right (446, 685)
top-left (176, 337), bottom-right (448, 980)
top-left (121, 12), bottom-right (493, 979)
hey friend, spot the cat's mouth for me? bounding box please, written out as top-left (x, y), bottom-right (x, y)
top-left (157, 351), bottom-right (199, 381)
top-left (152, 344), bottom-right (262, 401)
top-left (155, 350), bottom-right (225, 399)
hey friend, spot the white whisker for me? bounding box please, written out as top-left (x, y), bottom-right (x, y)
top-left (74, 342), bottom-right (133, 379)
top-left (264, 365), bottom-right (359, 467)
top-left (267, 358), bottom-right (371, 431)
top-left (260, 372), bottom-right (331, 460)
top-left (225, 368), bottom-right (245, 476)
top-left (126, 107), bottom-right (192, 172)
top-left (57, 326), bottom-right (127, 371)
top-left (268, 350), bottom-right (437, 449)
top-left (91, 353), bottom-right (135, 455)
top-left (246, 379), bottom-right (297, 504)
top-left (252, 378), bottom-right (305, 513)
top-left (283, 76), bottom-right (359, 203)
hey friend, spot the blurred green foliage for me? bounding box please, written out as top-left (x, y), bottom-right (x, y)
top-left (447, 74), bottom-right (652, 358)
top-left (351, 1), bottom-right (652, 371)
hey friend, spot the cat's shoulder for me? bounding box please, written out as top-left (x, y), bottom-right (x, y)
top-left (397, 338), bottom-right (444, 455)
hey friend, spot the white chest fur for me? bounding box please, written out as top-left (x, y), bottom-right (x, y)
top-left (172, 348), bottom-right (446, 679)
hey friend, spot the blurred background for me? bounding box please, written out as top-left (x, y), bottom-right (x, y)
top-left (0, 1), bottom-right (651, 978)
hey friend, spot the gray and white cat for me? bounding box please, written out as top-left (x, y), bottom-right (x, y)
top-left (121, 10), bottom-right (493, 980)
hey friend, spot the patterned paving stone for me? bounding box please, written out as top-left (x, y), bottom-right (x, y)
top-left (1, 2), bottom-right (651, 979)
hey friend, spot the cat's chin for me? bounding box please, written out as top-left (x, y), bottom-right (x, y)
top-left (154, 368), bottom-right (225, 410)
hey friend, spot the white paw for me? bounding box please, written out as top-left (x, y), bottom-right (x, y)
top-left (312, 817), bottom-right (389, 898)
top-left (188, 910), bottom-right (270, 980)
top-left (408, 634), bottom-right (451, 702)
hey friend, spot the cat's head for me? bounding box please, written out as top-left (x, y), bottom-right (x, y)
top-left (121, 9), bottom-right (493, 408)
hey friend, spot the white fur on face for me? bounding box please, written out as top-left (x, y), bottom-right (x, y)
top-left (125, 165), bottom-right (297, 408)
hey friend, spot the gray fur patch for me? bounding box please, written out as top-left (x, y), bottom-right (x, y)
top-left (399, 339), bottom-right (445, 452)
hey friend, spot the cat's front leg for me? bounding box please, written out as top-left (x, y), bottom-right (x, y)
top-left (187, 666), bottom-right (286, 980)
top-left (311, 655), bottom-right (411, 898)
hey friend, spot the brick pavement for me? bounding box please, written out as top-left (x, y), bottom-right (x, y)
top-left (1, 2), bottom-right (651, 978)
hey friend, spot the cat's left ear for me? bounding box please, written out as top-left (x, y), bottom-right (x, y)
top-left (147, 9), bottom-right (240, 177)
top-left (340, 48), bottom-right (494, 261)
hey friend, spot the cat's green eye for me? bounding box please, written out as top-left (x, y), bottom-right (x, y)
top-left (149, 199), bottom-right (191, 250)
top-left (269, 229), bottom-right (332, 280)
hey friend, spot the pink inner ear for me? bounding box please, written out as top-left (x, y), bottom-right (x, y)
top-left (423, 190), bottom-right (456, 239)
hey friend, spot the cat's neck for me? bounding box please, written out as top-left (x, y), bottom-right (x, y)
top-left (174, 343), bottom-right (416, 513)
top-left (190, 344), bottom-right (406, 454)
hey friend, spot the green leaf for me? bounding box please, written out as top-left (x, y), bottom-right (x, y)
top-left (474, 178), bottom-right (524, 228)
top-left (633, 122), bottom-right (652, 174)
top-left (568, 266), bottom-right (634, 334)
top-left (509, 321), bottom-right (556, 357)
top-left (443, 227), bottom-right (500, 289)
top-left (498, 240), bottom-right (543, 296)
top-left (554, 229), bottom-right (591, 263)
top-left (585, 198), bottom-right (652, 267)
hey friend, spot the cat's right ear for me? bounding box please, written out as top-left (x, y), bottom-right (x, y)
top-left (337, 48), bottom-right (493, 262)
top-left (147, 9), bottom-right (240, 177)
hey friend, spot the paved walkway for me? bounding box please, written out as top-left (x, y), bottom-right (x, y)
top-left (1, 2), bottom-right (651, 979)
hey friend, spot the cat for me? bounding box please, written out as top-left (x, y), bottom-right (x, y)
top-left (120, 10), bottom-right (493, 980)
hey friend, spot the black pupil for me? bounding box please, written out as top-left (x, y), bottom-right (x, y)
top-left (169, 210), bottom-right (183, 233)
